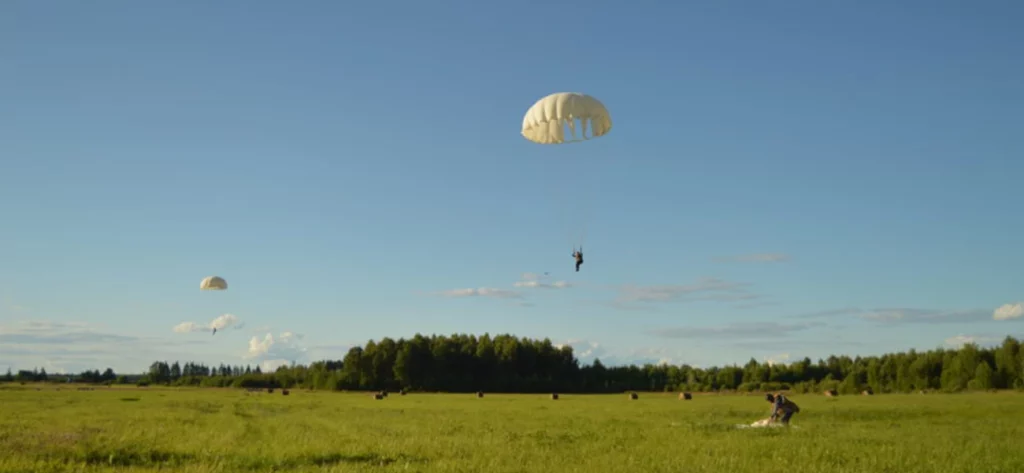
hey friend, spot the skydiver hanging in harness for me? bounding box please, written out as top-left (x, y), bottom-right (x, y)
top-left (572, 247), bottom-right (583, 272)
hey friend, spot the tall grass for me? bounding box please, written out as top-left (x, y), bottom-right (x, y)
top-left (1, 385), bottom-right (1021, 472)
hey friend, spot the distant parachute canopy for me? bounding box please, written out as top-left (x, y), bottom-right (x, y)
top-left (521, 92), bottom-right (612, 145)
top-left (200, 276), bottom-right (228, 290)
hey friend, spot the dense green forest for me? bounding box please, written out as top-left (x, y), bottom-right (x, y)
top-left (5, 334), bottom-right (1023, 394)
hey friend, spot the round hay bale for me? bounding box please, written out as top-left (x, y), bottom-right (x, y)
top-left (629, 392), bottom-right (638, 400)
top-left (679, 392), bottom-right (692, 400)
top-left (550, 393), bottom-right (559, 400)
top-left (380, 389), bottom-right (389, 397)
top-left (400, 388), bottom-right (407, 396)
top-left (267, 388), bottom-right (275, 394)
top-left (373, 393), bottom-right (383, 400)
top-left (281, 389), bottom-right (290, 396)
top-left (861, 389), bottom-right (873, 396)
top-left (823, 389), bottom-right (837, 397)
top-left (476, 391), bottom-right (484, 398)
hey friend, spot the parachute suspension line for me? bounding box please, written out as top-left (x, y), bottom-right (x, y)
top-left (544, 118), bottom-right (601, 252)
top-left (521, 91), bottom-right (612, 260)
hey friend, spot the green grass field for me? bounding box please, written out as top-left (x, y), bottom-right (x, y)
top-left (1, 385), bottom-right (1021, 473)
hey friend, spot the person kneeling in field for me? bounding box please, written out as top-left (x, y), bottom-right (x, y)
top-left (765, 393), bottom-right (800, 425)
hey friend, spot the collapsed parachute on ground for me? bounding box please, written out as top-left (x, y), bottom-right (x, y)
top-left (200, 276), bottom-right (227, 290)
top-left (734, 418), bottom-right (798, 429)
top-left (521, 92), bottom-right (612, 145)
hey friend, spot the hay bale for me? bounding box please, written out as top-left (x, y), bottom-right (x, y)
top-left (476, 391), bottom-right (484, 398)
top-left (861, 389), bottom-right (873, 396)
top-left (267, 388), bottom-right (275, 394)
top-left (823, 389), bottom-right (838, 397)
top-left (373, 393), bottom-right (383, 400)
top-left (679, 392), bottom-right (692, 400)
top-left (281, 389), bottom-right (290, 396)
top-left (629, 392), bottom-right (638, 400)
top-left (399, 388), bottom-right (407, 396)
top-left (550, 393), bottom-right (559, 400)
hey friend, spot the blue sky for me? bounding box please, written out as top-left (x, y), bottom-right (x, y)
top-left (2, 0), bottom-right (1022, 374)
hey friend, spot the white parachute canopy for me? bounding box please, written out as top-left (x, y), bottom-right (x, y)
top-left (200, 276), bottom-right (228, 291)
top-left (521, 92), bottom-right (612, 144)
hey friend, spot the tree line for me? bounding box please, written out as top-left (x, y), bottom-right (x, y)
top-left (5, 333), bottom-right (1023, 394)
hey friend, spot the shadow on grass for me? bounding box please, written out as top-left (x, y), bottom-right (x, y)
top-left (57, 447), bottom-right (426, 469)
top-left (77, 448), bottom-right (197, 467)
top-left (240, 452), bottom-right (428, 469)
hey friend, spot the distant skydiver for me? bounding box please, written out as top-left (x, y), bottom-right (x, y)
top-left (572, 248), bottom-right (583, 272)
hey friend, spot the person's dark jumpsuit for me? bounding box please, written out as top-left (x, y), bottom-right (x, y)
top-left (766, 393), bottom-right (799, 424)
top-left (573, 251), bottom-right (583, 272)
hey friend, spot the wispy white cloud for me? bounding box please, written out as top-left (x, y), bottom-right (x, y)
top-left (516, 274), bottom-right (573, 288)
top-left (649, 321), bottom-right (823, 339)
top-left (614, 277), bottom-right (757, 306)
top-left (513, 272), bottom-right (571, 289)
top-left (437, 288), bottom-right (523, 299)
top-left (734, 300), bottom-right (783, 309)
top-left (1, 319), bottom-right (213, 373)
top-left (993, 303), bottom-right (1023, 321)
top-left (173, 314), bottom-right (244, 334)
top-left (731, 339), bottom-right (867, 351)
top-left (714, 253), bottom-right (791, 263)
top-left (1, 320), bottom-right (137, 344)
top-left (944, 334), bottom-right (1003, 348)
top-left (1, 295), bottom-right (31, 316)
top-left (794, 307), bottom-right (992, 324)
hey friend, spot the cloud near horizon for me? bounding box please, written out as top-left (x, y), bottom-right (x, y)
top-left (944, 334), bottom-right (1003, 348)
top-left (173, 314), bottom-right (244, 334)
top-left (0, 319), bottom-right (213, 374)
top-left (993, 303), bottom-right (1023, 321)
top-left (553, 339), bottom-right (682, 367)
top-left (765, 353), bottom-right (791, 366)
top-left (794, 307), bottom-right (993, 325)
top-left (244, 330), bottom-right (308, 372)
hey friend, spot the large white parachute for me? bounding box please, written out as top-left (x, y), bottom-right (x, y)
top-left (521, 92), bottom-right (612, 145)
top-left (200, 276), bottom-right (228, 291)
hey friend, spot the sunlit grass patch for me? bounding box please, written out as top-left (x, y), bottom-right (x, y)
top-left (0, 387), bottom-right (1021, 472)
